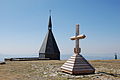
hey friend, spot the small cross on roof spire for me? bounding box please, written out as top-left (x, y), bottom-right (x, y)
top-left (48, 10), bottom-right (52, 30)
top-left (49, 10), bottom-right (51, 16)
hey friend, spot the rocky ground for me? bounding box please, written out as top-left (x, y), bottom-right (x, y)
top-left (0, 60), bottom-right (120, 80)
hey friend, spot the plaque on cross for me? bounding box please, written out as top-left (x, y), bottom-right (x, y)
top-left (70, 24), bottom-right (86, 54)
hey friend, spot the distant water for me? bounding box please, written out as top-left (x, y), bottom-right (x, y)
top-left (61, 53), bottom-right (119, 60)
top-left (0, 54), bottom-right (39, 61)
top-left (0, 53), bottom-right (119, 61)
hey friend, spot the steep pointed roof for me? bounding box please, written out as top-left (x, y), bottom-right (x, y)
top-left (39, 29), bottom-right (60, 54)
top-left (48, 16), bottom-right (52, 30)
top-left (39, 15), bottom-right (60, 56)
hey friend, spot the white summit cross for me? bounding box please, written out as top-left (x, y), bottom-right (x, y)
top-left (61, 24), bottom-right (95, 75)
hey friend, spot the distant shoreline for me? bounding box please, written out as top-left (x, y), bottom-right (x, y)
top-left (0, 53), bottom-right (119, 61)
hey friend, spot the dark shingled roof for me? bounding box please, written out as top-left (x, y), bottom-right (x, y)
top-left (39, 15), bottom-right (60, 60)
top-left (39, 29), bottom-right (60, 54)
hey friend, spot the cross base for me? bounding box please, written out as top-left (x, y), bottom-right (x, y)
top-left (61, 54), bottom-right (95, 75)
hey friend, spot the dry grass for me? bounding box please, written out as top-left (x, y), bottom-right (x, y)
top-left (0, 60), bottom-right (120, 80)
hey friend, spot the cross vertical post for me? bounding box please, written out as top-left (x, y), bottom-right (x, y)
top-left (76, 24), bottom-right (79, 48)
top-left (74, 24), bottom-right (81, 54)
